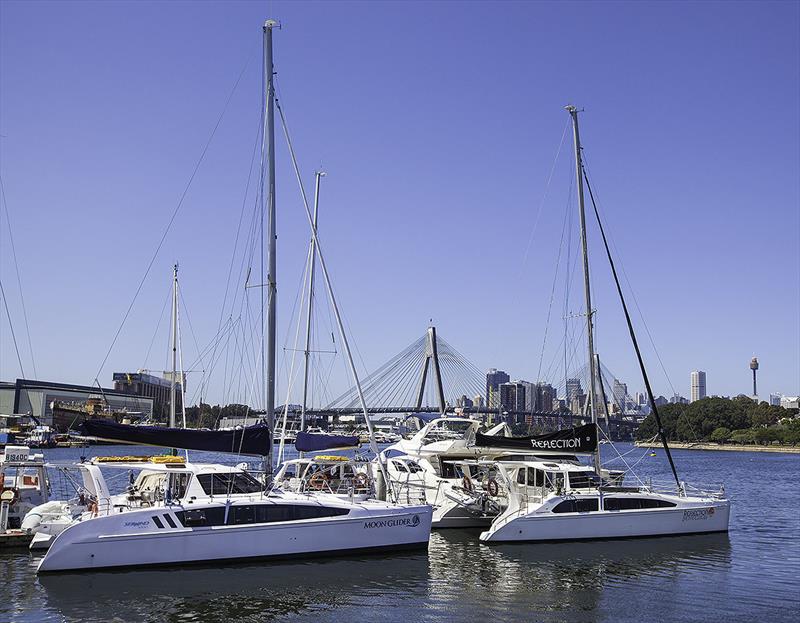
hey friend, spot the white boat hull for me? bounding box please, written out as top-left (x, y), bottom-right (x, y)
top-left (480, 502), bottom-right (730, 542)
top-left (38, 503), bottom-right (431, 572)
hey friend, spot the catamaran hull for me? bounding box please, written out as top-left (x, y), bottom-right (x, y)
top-left (38, 506), bottom-right (432, 572)
top-left (480, 503), bottom-right (730, 542)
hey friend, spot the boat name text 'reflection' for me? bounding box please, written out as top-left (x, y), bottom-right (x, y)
top-left (530, 438), bottom-right (585, 450)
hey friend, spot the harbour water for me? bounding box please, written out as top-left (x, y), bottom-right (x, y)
top-left (2, 443), bottom-right (798, 622)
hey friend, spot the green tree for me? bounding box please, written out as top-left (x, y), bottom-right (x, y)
top-left (635, 403), bottom-right (684, 441)
top-left (729, 428), bottom-right (754, 445)
top-left (709, 427), bottom-right (731, 443)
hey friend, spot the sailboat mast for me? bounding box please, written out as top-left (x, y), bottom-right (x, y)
top-left (169, 264), bottom-right (178, 430)
top-left (567, 105), bottom-right (602, 475)
top-left (300, 171), bottom-right (323, 457)
top-left (263, 20), bottom-right (278, 472)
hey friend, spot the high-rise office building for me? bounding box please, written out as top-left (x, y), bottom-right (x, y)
top-left (612, 380), bottom-right (628, 410)
top-left (690, 370), bottom-right (707, 402)
top-left (499, 382), bottom-right (526, 412)
top-left (486, 369), bottom-right (510, 408)
top-left (565, 378), bottom-right (585, 415)
top-left (457, 395), bottom-right (473, 408)
top-left (533, 382), bottom-right (556, 413)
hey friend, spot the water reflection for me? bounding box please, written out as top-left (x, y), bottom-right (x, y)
top-left (29, 532), bottom-right (732, 623)
top-left (425, 531), bottom-right (732, 622)
top-left (35, 552), bottom-right (430, 623)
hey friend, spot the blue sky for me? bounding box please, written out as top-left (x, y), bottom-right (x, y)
top-left (0, 0), bottom-right (798, 406)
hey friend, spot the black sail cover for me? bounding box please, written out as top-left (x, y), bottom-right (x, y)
top-left (79, 419), bottom-right (271, 456)
top-left (474, 423), bottom-right (598, 453)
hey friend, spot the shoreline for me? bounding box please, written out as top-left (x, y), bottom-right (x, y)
top-left (635, 441), bottom-right (800, 454)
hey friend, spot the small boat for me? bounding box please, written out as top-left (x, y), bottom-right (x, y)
top-left (0, 445), bottom-right (50, 547)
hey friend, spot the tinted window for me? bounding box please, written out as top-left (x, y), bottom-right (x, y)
top-left (568, 472), bottom-right (602, 489)
top-left (392, 460), bottom-right (408, 473)
top-left (196, 472), bottom-right (263, 495)
top-left (552, 498), bottom-right (599, 513)
top-left (406, 461), bottom-right (423, 474)
top-left (176, 503), bottom-right (350, 527)
top-left (604, 497), bottom-right (676, 510)
top-left (175, 506), bottom-right (227, 527)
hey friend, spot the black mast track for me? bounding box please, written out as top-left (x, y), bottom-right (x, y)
top-left (581, 166), bottom-right (682, 491)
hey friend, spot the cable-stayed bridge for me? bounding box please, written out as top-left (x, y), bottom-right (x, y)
top-left (282, 327), bottom-right (640, 434)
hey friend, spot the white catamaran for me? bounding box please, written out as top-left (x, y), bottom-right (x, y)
top-left (34, 20), bottom-right (431, 572)
top-left (478, 107), bottom-right (730, 543)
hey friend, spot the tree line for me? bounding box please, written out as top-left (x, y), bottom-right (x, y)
top-left (635, 396), bottom-right (800, 445)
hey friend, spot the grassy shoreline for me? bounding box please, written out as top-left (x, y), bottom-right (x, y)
top-left (634, 441), bottom-right (800, 454)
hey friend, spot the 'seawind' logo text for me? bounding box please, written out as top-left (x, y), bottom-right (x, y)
top-left (364, 515), bottom-right (421, 529)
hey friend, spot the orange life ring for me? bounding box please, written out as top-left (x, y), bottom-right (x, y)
top-left (487, 478), bottom-right (500, 497)
top-left (462, 475), bottom-right (474, 493)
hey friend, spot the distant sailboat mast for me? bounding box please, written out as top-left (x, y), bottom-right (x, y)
top-left (299, 170), bottom-right (324, 458)
top-left (169, 263), bottom-right (179, 454)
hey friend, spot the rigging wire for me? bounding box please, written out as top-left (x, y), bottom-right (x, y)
top-left (0, 278), bottom-right (26, 377)
top-left (582, 164), bottom-right (681, 489)
top-left (520, 118), bottom-right (570, 271)
top-left (0, 174), bottom-right (37, 378)
top-left (93, 56), bottom-right (251, 385)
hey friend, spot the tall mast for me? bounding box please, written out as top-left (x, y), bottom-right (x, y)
top-left (263, 20), bottom-right (278, 473)
top-left (567, 105), bottom-right (601, 475)
top-left (169, 263), bottom-right (178, 430)
top-left (300, 170), bottom-right (324, 457)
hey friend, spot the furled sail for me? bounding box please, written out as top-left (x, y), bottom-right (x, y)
top-left (474, 423), bottom-right (597, 453)
top-left (294, 431), bottom-right (359, 453)
top-left (78, 419), bottom-right (271, 456)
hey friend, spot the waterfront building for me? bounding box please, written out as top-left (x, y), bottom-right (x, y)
top-left (690, 370), bottom-right (707, 402)
top-left (654, 395), bottom-right (669, 406)
top-left (0, 378), bottom-right (153, 427)
top-left (456, 395), bottom-right (473, 408)
top-left (486, 369), bottom-right (509, 408)
top-left (473, 394), bottom-right (484, 409)
top-left (113, 370), bottom-right (183, 423)
top-left (769, 393), bottom-right (781, 406)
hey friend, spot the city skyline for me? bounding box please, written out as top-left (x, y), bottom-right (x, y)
top-left (0, 2), bottom-right (798, 406)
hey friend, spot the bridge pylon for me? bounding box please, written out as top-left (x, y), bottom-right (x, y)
top-left (414, 326), bottom-right (447, 414)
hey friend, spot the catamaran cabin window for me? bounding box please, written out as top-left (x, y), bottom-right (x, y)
top-left (552, 498), bottom-right (599, 513)
top-left (392, 460), bottom-right (409, 473)
top-left (196, 472), bottom-right (263, 496)
top-left (604, 497), bottom-right (677, 511)
top-left (406, 461), bottom-right (423, 474)
top-left (175, 503), bottom-right (350, 527)
top-left (568, 471), bottom-right (602, 489)
top-left (168, 473), bottom-right (191, 500)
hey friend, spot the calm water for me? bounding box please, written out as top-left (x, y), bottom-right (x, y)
top-left (2, 443), bottom-right (798, 622)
